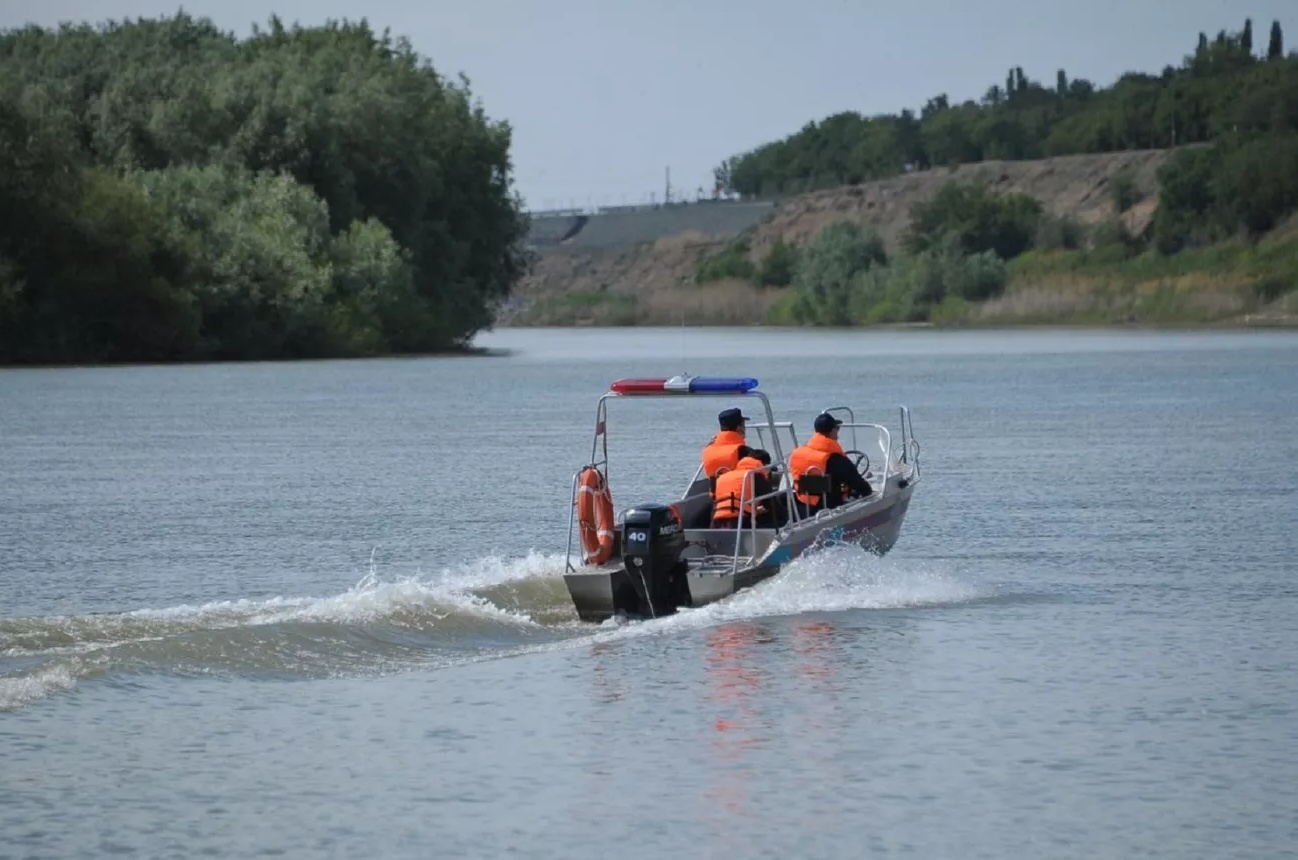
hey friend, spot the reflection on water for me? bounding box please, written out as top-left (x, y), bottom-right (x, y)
top-left (793, 620), bottom-right (839, 690)
top-left (702, 622), bottom-right (773, 835)
top-left (790, 619), bottom-right (852, 811)
top-left (588, 639), bottom-right (626, 705)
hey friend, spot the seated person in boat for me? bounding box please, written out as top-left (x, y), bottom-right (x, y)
top-left (701, 407), bottom-right (773, 485)
top-left (788, 413), bottom-right (873, 516)
top-left (710, 454), bottom-right (781, 529)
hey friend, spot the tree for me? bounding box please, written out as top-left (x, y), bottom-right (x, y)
top-left (904, 181), bottom-right (1042, 260)
top-left (789, 222), bottom-right (886, 325)
top-left (1269, 20), bottom-right (1284, 60)
top-left (713, 158), bottom-right (734, 195)
top-left (0, 13), bottom-right (530, 364)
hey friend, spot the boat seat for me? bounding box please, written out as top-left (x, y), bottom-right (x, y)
top-left (796, 473), bottom-right (831, 497)
top-left (676, 477), bottom-right (716, 529)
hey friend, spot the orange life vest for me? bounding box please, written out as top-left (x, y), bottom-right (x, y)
top-left (702, 430), bottom-right (747, 479)
top-left (712, 456), bottom-right (768, 521)
top-left (789, 432), bottom-right (844, 506)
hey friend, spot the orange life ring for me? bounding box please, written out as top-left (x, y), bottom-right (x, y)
top-left (576, 466), bottom-right (616, 565)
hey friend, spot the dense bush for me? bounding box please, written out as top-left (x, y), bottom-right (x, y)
top-left (904, 182), bottom-right (1043, 259)
top-left (1152, 131), bottom-right (1298, 253)
top-left (0, 14), bottom-right (529, 364)
top-left (786, 222), bottom-right (888, 325)
top-left (757, 240), bottom-right (799, 287)
top-left (695, 237), bottom-right (756, 283)
top-left (695, 237), bottom-right (801, 287)
top-left (781, 225), bottom-right (1009, 325)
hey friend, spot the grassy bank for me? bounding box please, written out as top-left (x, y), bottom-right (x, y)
top-left (505, 228), bottom-right (1298, 329)
top-left (505, 280), bottom-right (786, 327)
top-left (970, 220), bottom-right (1298, 326)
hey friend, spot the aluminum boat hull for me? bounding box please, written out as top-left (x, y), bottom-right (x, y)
top-left (564, 475), bottom-right (915, 623)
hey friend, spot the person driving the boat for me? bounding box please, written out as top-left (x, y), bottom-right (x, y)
top-left (788, 412), bottom-right (873, 515)
top-left (710, 454), bottom-right (778, 529)
top-left (701, 407), bottom-right (771, 483)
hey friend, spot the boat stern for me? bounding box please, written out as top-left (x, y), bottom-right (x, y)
top-left (562, 566), bottom-right (630, 623)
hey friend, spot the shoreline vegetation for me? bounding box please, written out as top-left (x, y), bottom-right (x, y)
top-left (1, 14), bottom-right (529, 365)
top-left (509, 17), bottom-right (1298, 330)
top-left (2, 17), bottom-right (1296, 367)
top-left (510, 210), bottom-right (1298, 329)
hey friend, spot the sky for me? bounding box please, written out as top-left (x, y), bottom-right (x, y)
top-left (3, 0), bottom-right (1295, 212)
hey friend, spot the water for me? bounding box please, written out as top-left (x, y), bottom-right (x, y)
top-left (2, 327), bottom-right (1296, 858)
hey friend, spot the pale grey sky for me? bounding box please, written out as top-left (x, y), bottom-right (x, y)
top-left (3, 0), bottom-right (1294, 211)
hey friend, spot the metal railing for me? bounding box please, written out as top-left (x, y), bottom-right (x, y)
top-left (566, 395), bottom-right (920, 576)
top-left (711, 467), bottom-right (787, 576)
top-left (564, 468), bottom-right (583, 572)
top-left (675, 409), bottom-right (918, 534)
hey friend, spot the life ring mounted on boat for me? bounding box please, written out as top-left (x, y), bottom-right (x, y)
top-left (576, 465), bottom-right (616, 565)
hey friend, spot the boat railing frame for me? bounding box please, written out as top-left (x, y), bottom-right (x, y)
top-left (728, 467), bottom-right (787, 575)
top-left (818, 403), bottom-right (921, 486)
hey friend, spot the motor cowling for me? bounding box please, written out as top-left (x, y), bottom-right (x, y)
top-left (619, 503), bottom-right (690, 617)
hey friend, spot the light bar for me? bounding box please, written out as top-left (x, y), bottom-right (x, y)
top-left (608, 378), bottom-right (671, 395)
top-left (608, 375), bottom-right (760, 395)
top-left (688, 376), bottom-right (759, 393)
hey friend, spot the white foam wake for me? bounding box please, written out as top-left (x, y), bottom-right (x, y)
top-left (1, 545), bottom-right (985, 712)
top-left (0, 550), bottom-right (574, 711)
top-left (521, 543), bottom-right (989, 654)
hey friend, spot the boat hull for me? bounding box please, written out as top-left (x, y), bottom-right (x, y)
top-left (563, 479), bottom-right (915, 623)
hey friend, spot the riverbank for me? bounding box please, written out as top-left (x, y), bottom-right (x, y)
top-left (503, 155), bottom-right (1298, 329)
top-left (512, 151), bottom-right (1174, 327)
top-left (966, 223), bottom-right (1298, 327)
top-left (500, 252), bottom-right (1298, 329)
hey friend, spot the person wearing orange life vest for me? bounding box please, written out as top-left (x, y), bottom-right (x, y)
top-left (700, 407), bottom-right (770, 484)
top-left (788, 412), bottom-right (873, 517)
top-left (711, 454), bottom-right (778, 529)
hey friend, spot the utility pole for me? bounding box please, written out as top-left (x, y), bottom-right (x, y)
top-left (665, 166), bottom-right (672, 206)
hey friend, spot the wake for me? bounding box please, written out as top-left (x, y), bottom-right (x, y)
top-left (1, 545), bottom-right (986, 712)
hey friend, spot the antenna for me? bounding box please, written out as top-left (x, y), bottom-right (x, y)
top-left (679, 305), bottom-right (686, 373)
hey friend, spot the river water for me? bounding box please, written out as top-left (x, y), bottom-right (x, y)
top-left (2, 327), bottom-right (1296, 858)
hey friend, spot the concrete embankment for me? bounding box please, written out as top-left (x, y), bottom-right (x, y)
top-left (526, 200), bottom-right (776, 254)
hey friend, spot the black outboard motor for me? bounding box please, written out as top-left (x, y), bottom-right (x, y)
top-left (619, 503), bottom-right (691, 618)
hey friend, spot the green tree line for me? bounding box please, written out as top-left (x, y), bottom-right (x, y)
top-left (0, 13), bottom-right (530, 364)
top-left (716, 18), bottom-right (1295, 205)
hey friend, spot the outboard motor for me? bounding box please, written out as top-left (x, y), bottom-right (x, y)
top-left (619, 503), bottom-right (691, 618)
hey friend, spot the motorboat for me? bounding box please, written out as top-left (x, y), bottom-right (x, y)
top-left (562, 374), bottom-right (922, 622)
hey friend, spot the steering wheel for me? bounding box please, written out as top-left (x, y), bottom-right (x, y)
top-left (843, 449), bottom-right (870, 474)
